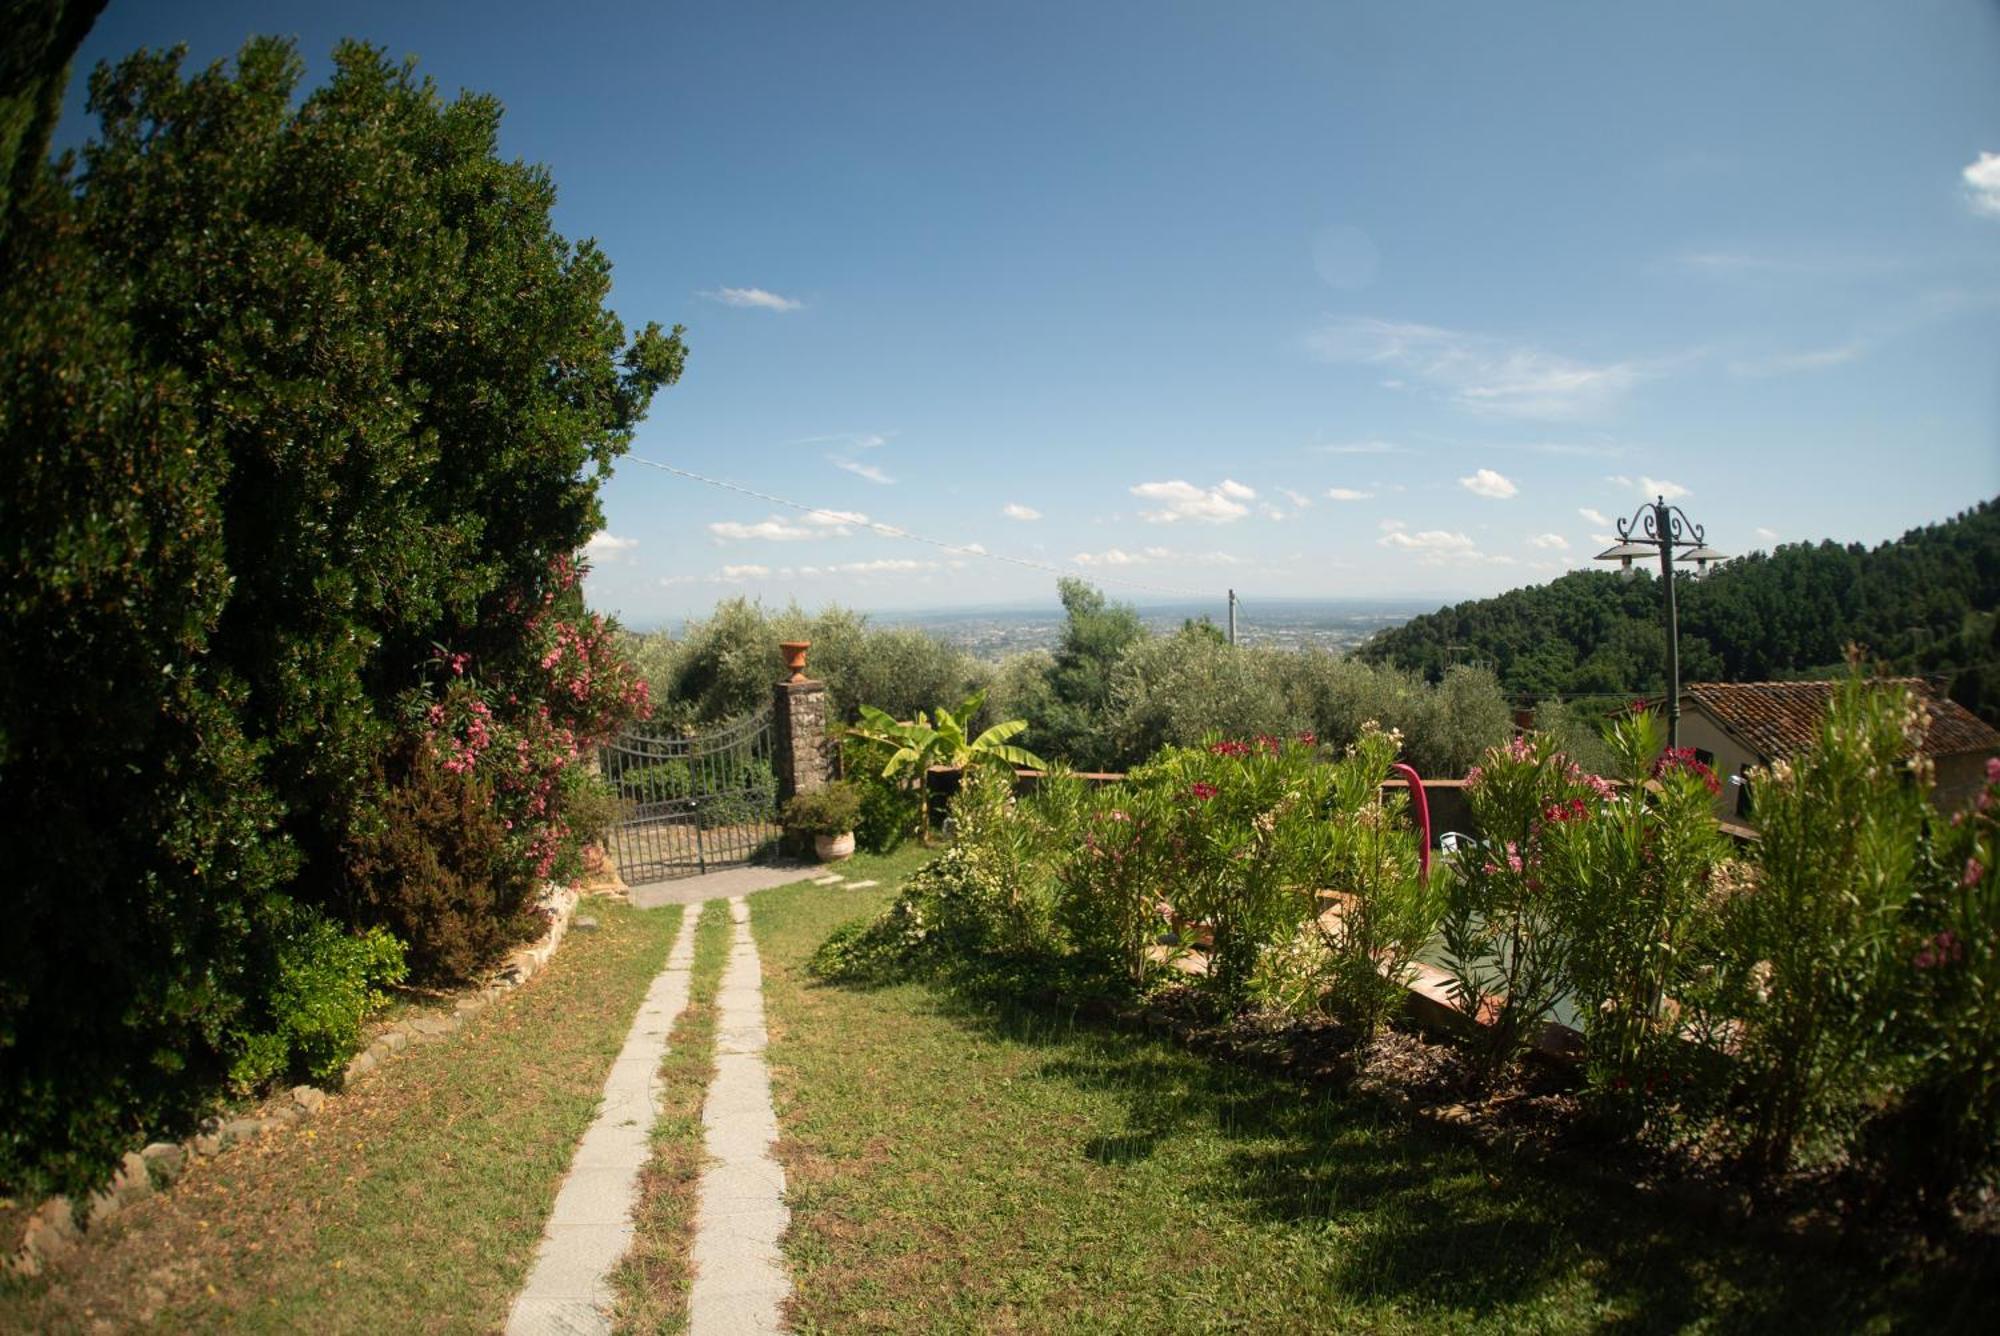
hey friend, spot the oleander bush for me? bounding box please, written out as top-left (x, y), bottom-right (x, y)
top-left (816, 669), bottom-right (2000, 1208)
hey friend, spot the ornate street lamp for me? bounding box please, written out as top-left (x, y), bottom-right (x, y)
top-left (1594, 497), bottom-right (1729, 750)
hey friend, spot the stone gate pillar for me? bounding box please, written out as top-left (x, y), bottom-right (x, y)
top-left (773, 640), bottom-right (831, 806)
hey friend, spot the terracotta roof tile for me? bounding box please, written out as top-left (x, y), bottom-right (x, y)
top-left (1683, 679), bottom-right (2000, 761)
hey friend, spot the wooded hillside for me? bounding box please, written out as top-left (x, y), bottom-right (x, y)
top-left (1357, 499), bottom-right (2000, 723)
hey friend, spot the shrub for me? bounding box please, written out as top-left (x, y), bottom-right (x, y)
top-left (1539, 708), bottom-right (1730, 1127)
top-left (1056, 776), bottom-right (1171, 990)
top-left (807, 841), bottom-right (1021, 984)
top-left (783, 781), bottom-right (863, 836)
top-left (345, 752), bottom-right (544, 985)
top-left (1866, 756), bottom-right (2000, 1205)
top-left (228, 903), bottom-right (406, 1091)
top-left (1442, 732), bottom-right (1603, 1084)
top-left (1306, 725), bottom-right (1450, 1037)
top-left (1722, 673), bottom-right (1929, 1177)
top-left (1138, 734), bottom-right (1333, 1002)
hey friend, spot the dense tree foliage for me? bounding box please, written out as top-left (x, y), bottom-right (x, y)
top-left (1358, 500), bottom-right (2000, 722)
top-left (634, 583), bottom-right (1510, 781)
top-left (0, 38), bottom-right (673, 1194)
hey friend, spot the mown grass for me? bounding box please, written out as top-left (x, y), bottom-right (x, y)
top-left (615, 896), bottom-right (735, 1333)
top-left (756, 867), bottom-right (1987, 1334)
top-left (0, 898), bottom-right (683, 1334)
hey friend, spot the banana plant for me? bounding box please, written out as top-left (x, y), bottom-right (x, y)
top-left (849, 688), bottom-right (1047, 779)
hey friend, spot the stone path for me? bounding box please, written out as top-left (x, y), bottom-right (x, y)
top-left (627, 862), bottom-right (816, 909)
top-left (687, 897), bottom-right (791, 1335)
top-left (505, 909), bottom-right (698, 1334)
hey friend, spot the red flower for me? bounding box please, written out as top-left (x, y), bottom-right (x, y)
top-left (1190, 782), bottom-right (1219, 802)
top-left (1208, 739), bottom-right (1252, 758)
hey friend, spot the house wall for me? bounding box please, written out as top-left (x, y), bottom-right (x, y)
top-left (1936, 751), bottom-right (1996, 817)
top-left (1673, 707), bottom-right (1760, 821)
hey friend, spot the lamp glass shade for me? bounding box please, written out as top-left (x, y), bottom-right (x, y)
top-left (1594, 540), bottom-right (1655, 561)
top-left (1683, 544), bottom-right (1730, 563)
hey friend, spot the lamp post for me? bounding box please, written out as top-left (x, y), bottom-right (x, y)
top-left (1594, 498), bottom-right (1728, 750)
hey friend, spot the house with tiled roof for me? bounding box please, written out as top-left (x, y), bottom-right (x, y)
top-left (1678, 679), bottom-right (2000, 821)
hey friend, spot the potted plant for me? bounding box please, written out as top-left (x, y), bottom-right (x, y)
top-left (783, 780), bottom-right (862, 861)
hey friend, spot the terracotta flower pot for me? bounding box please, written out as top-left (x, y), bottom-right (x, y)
top-left (814, 831), bottom-right (856, 861)
top-left (779, 640), bottom-right (811, 682)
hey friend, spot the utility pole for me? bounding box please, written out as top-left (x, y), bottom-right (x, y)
top-left (1227, 589), bottom-right (1237, 646)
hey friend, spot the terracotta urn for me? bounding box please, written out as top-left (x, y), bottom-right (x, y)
top-left (814, 831), bottom-right (856, 861)
top-left (779, 640), bottom-right (811, 682)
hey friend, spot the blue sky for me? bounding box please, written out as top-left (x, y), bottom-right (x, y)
top-left (59, 1), bottom-right (2000, 625)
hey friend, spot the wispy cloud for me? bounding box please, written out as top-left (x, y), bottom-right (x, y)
top-left (1325, 487), bottom-right (1373, 502)
top-left (1281, 488), bottom-right (1312, 510)
top-left (1579, 507), bottom-right (1611, 526)
top-left (1377, 528), bottom-right (1514, 566)
top-left (719, 564), bottom-right (771, 580)
top-left (708, 509), bottom-right (867, 542)
top-left (1072, 546), bottom-right (1243, 568)
top-left (832, 457), bottom-right (896, 485)
top-left (1002, 502), bottom-right (1042, 521)
top-left (1311, 439), bottom-right (1406, 455)
top-left (1528, 533), bottom-right (1570, 551)
top-left (1306, 317), bottom-right (1644, 420)
top-left (1131, 478), bottom-right (1255, 524)
top-left (1962, 151), bottom-right (2000, 218)
top-left (703, 286), bottom-right (803, 311)
top-left (1730, 343), bottom-right (1866, 378)
top-left (1607, 475), bottom-right (1691, 502)
top-left (1755, 526), bottom-right (1780, 542)
top-left (793, 558), bottom-right (940, 576)
top-left (1459, 467), bottom-right (1518, 500)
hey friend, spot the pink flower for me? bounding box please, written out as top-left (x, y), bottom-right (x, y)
top-left (1190, 782), bottom-right (1219, 802)
top-left (1297, 731), bottom-right (1318, 748)
top-left (1208, 739), bottom-right (1251, 758)
top-left (1964, 858), bottom-right (1985, 888)
top-left (1987, 756), bottom-right (2000, 784)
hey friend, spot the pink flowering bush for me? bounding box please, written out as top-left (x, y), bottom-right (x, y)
top-left (1718, 671), bottom-right (1931, 1178)
top-left (1538, 708), bottom-right (1732, 1125)
top-left (1867, 753), bottom-right (2000, 1204)
top-left (1135, 732), bottom-right (1346, 1002)
top-left (1443, 731), bottom-right (1615, 1083)
top-left (351, 555), bottom-right (652, 982)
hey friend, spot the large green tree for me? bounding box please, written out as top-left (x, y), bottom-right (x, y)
top-left (0, 37), bottom-right (680, 1192)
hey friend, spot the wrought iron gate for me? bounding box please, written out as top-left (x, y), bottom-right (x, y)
top-left (599, 706), bottom-right (782, 882)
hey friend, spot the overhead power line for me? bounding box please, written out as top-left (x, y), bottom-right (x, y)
top-left (622, 452), bottom-right (1211, 600)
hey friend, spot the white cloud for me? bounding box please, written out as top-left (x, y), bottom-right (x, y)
top-left (708, 509), bottom-right (868, 542)
top-left (703, 286), bottom-right (803, 311)
top-left (1377, 529), bottom-right (1517, 566)
top-left (657, 573), bottom-right (698, 587)
top-left (1529, 533), bottom-right (1570, 551)
top-left (827, 558), bottom-right (939, 575)
top-left (1459, 467), bottom-right (1519, 499)
top-left (1378, 517), bottom-right (1406, 532)
top-left (1280, 488), bottom-right (1312, 509)
top-left (1639, 475), bottom-right (1690, 500)
top-left (1579, 507), bottom-right (1610, 526)
top-left (1730, 344), bottom-right (1865, 378)
top-left (719, 564), bottom-right (770, 580)
top-left (1002, 503), bottom-right (1042, 521)
top-left (1325, 487), bottom-right (1373, 502)
top-left (1306, 317), bottom-right (1642, 420)
top-left (1260, 504), bottom-right (1287, 521)
top-left (1130, 479), bottom-right (1254, 524)
top-left (1755, 526), bottom-right (1780, 542)
top-left (1071, 546), bottom-right (1243, 568)
top-left (584, 531), bottom-right (638, 562)
top-left (1312, 439), bottom-right (1405, 455)
top-left (832, 457), bottom-right (895, 485)
top-left (1963, 151), bottom-right (2000, 218)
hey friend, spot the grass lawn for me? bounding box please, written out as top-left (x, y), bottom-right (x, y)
top-left (615, 896), bottom-right (735, 1333)
top-left (755, 857), bottom-right (1987, 1334)
top-left (0, 898), bottom-right (683, 1334)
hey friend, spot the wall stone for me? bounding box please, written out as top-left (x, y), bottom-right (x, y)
top-left (773, 677), bottom-right (832, 805)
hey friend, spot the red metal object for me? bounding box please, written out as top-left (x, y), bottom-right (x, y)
top-left (1387, 762), bottom-right (1431, 881)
